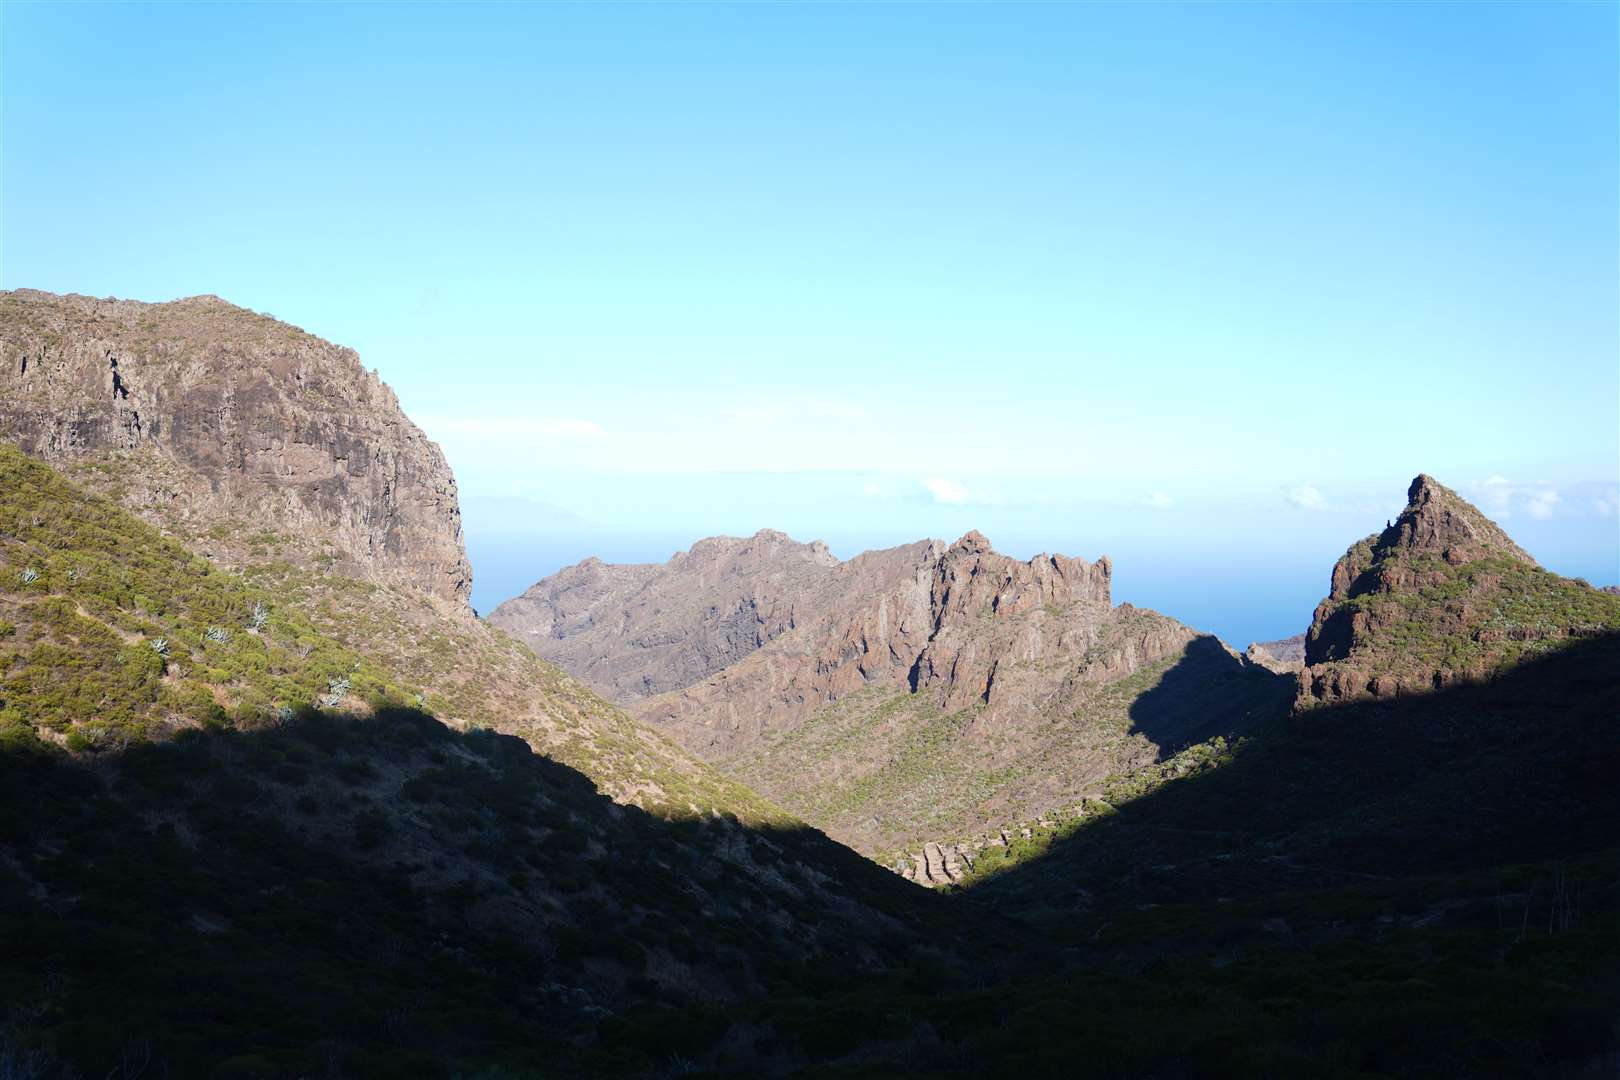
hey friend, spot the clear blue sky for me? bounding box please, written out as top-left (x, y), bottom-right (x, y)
top-left (4, 2), bottom-right (1616, 642)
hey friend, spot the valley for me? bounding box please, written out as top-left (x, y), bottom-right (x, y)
top-left (1, 290), bottom-right (1616, 1078)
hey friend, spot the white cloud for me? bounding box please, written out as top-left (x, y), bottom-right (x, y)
top-left (1526, 488), bottom-right (1560, 520)
top-left (1140, 490), bottom-right (1174, 510)
top-left (860, 481), bottom-right (884, 497)
top-left (922, 477), bottom-right (970, 505)
top-left (1472, 476), bottom-right (1562, 521)
top-left (1286, 485), bottom-right (1326, 511)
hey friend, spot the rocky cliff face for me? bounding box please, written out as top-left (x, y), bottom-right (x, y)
top-left (1298, 475), bottom-right (1620, 707)
top-left (633, 530), bottom-right (1133, 755)
top-left (0, 290), bottom-right (471, 607)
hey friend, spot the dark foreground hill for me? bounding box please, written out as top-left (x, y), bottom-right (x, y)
top-left (0, 445), bottom-right (966, 1077)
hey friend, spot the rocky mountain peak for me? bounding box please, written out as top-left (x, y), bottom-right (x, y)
top-left (1396, 474), bottom-right (1533, 566)
top-left (1298, 474), bottom-right (1618, 708)
top-left (948, 530), bottom-right (993, 556)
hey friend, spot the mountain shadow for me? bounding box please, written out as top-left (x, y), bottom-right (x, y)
top-left (952, 631), bottom-right (1620, 1077)
top-left (1125, 634), bottom-right (1294, 756)
top-left (0, 706), bottom-right (982, 1079)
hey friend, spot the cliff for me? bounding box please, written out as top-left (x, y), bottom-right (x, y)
top-left (0, 290), bottom-right (472, 607)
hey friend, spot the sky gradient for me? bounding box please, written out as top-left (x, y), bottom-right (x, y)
top-left (4, 2), bottom-right (1616, 644)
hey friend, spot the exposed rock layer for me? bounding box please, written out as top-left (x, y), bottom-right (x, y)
top-left (0, 290), bottom-right (471, 606)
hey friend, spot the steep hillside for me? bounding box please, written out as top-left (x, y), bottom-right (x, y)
top-left (515, 530), bottom-right (1289, 859)
top-left (0, 447), bottom-right (958, 1077)
top-left (1299, 474), bottom-right (1620, 707)
top-left (0, 289), bottom-right (471, 605)
top-left (0, 292), bottom-right (790, 818)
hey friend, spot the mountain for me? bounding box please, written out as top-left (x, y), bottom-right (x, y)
top-left (0, 290), bottom-right (471, 606)
top-left (3, 320), bottom-right (1616, 1080)
top-left (504, 529), bottom-right (1290, 860)
top-left (0, 290), bottom-right (768, 816)
top-left (0, 445), bottom-right (965, 1076)
top-left (1299, 474), bottom-right (1620, 707)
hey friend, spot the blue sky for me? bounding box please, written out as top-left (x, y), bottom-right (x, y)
top-left (4, 2), bottom-right (1616, 643)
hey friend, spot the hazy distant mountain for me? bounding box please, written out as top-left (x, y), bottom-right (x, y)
top-left (503, 529), bottom-right (1289, 858)
top-left (1244, 633), bottom-right (1306, 673)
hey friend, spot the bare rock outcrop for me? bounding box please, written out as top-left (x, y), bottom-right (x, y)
top-left (0, 290), bottom-right (471, 606)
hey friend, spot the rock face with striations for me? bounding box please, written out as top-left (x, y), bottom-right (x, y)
top-left (0, 290), bottom-right (471, 607)
top-left (1298, 474), bottom-right (1620, 708)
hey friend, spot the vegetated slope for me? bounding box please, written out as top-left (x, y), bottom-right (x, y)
top-left (0, 291), bottom-right (782, 817)
top-left (0, 447), bottom-right (959, 1077)
top-left (1299, 474), bottom-right (1620, 707)
top-left (515, 529), bottom-right (1288, 860)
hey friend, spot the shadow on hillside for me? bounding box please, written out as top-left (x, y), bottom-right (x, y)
top-left (5, 637), bottom-right (1617, 1079)
top-left (944, 632), bottom-right (1620, 1075)
top-left (987, 631), bottom-right (1620, 908)
top-left (0, 706), bottom-right (962, 1080)
top-left (1124, 634), bottom-right (1294, 757)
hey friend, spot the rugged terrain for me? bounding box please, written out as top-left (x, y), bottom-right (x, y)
top-left (3, 291), bottom-right (1616, 1077)
top-left (0, 447), bottom-right (964, 1076)
top-left (1299, 474), bottom-right (1620, 707)
top-left (0, 290), bottom-right (471, 606)
top-left (507, 529), bottom-right (1290, 859)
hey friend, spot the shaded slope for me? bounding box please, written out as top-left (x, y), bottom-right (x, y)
top-left (906, 633), bottom-right (1620, 1077)
top-left (0, 447), bottom-right (961, 1078)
